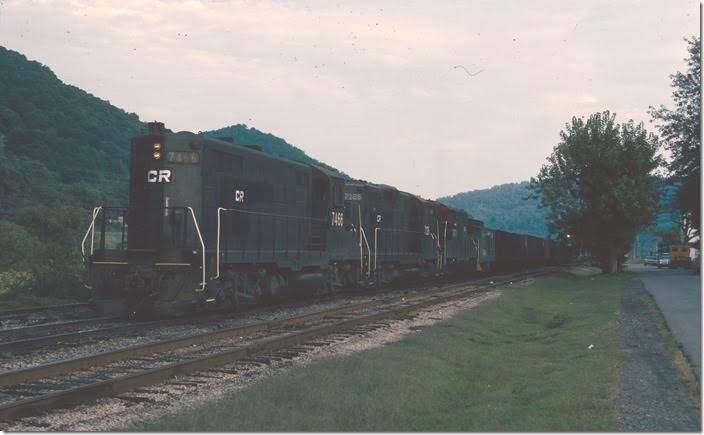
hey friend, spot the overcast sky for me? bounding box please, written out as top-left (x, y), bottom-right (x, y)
top-left (0, 0), bottom-right (699, 199)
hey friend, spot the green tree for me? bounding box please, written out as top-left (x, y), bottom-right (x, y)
top-left (649, 36), bottom-right (701, 242)
top-left (14, 205), bottom-right (91, 298)
top-left (0, 220), bottom-right (41, 270)
top-left (531, 111), bottom-right (662, 273)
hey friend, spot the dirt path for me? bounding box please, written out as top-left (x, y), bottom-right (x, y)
top-left (616, 279), bottom-right (700, 431)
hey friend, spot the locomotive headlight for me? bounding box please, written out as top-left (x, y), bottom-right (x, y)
top-left (153, 143), bottom-right (162, 151)
top-left (153, 151), bottom-right (162, 160)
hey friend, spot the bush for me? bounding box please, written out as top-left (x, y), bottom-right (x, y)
top-left (0, 220), bottom-right (41, 271)
top-left (30, 244), bottom-right (88, 299)
top-left (1, 206), bottom-right (92, 301)
top-left (15, 204), bottom-right (89, 246)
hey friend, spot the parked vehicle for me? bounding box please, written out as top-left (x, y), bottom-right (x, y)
top-left (644, 256), bottom-right (658, 266)
top-left (657, 254), bottom-right (670, 268)
top-left (669, 244), bottom-right (693, 268)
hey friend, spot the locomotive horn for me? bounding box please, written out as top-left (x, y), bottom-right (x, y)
top-left (148, 121), bottom-right (165, 135)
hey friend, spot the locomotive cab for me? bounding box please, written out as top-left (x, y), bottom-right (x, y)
top-left (83, 122), bottom-right (207, 316)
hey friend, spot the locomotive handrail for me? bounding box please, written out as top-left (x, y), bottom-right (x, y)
top-left (215, 207), bottom-right (225, 279)
top-left (81, 206), bottom-right (103, 260)
top-left (359, 226), bottom-right (371, 278)
top-left (187, 207), bottom-right (207, 292)
top-left (471, 239), bottom-right (480, 258)
top-left (371, 227), bottom-right (427, 235)
top-left (355, 204), bottom-right (371, 278)
top-left (214, 208), bottom-right (327, 222)
top-left (443, 220), bottom-right (448, 267)
top-left (373, 227), bottom-right (379, 272)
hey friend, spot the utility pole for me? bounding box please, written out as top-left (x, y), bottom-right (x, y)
top-left (630, 235), bottom-right (638, 260)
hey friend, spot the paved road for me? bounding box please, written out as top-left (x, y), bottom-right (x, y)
top-left (628, 263), bottom-right (701, 379)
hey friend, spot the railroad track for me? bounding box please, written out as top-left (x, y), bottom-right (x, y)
top-left (0, 269), bottom-right (553, 423)
top-left (0, 291), bottom-right (397, 355)
top-left (0, 303), bottom-right (93, 323)
top-left (0, 319), bottom-right (169, 354)
top-left (0, 316), bottom-right (124, 343)
top-left (0, 275), bottom-right (455, 355)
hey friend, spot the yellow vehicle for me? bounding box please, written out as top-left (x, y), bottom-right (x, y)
top-left (669, 245), bottom-right (693, 268)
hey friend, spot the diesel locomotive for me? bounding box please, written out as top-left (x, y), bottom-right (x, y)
top-left (82, 122), bottom-right (563, 317)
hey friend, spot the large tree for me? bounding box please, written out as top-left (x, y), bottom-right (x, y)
top-left (649, 36), bottom-right (701, 242)
top-left (531, 111), bottom-right (662, 273)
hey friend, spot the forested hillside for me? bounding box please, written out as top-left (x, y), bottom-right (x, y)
top-left (438, 182), bottom-right (549, 237)
top-left (0, 46), bottom-right (144, 208)
top-left (203, 125), bottom-right (345, 177)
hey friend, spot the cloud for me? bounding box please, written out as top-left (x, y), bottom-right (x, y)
top-left (0, 0), bottom-right (697, 198)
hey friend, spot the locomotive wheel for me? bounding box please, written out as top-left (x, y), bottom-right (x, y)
top-left (262, 272), bottom-right (287, 299)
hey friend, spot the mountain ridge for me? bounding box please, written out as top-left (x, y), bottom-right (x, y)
top-left (438, 181), bottom-right (549, 237)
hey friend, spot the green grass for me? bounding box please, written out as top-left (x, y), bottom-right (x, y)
top-left (568, 265), bottom-right (602, 277)
top-left (131, 272), bottom-right (628, 432)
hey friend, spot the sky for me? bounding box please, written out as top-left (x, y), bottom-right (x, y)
top-left (0, 0), bottom-right (699, 199)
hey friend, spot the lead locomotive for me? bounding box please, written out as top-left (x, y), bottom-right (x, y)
top-left (82, 122), bottom-right (562, 317)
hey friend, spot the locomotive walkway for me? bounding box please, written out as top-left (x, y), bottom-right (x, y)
top-left (628, 263), bottom-right (701, 379)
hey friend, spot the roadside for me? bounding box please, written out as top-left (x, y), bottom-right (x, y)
top-left (616, 278), bottom-right (700, 431)
top-left (628, 263), bottom-right (701, 379)
top-left (130, 269), bottom-right (626, 431)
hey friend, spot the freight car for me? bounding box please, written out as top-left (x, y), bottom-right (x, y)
top-left (81, 122), bottom-right (563, 317)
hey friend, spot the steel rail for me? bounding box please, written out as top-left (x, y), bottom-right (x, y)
top-left (0, 269), bottom-right (553, 422)
top-left (0, 304), bottom-right (92, 322)
top-left (0, 319), bottom-right (176, 354)
top-left (0, 316), bottom-right (122, 340)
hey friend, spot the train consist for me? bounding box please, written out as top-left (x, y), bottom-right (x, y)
top-left (82, 122), bottom-right (566, 316)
